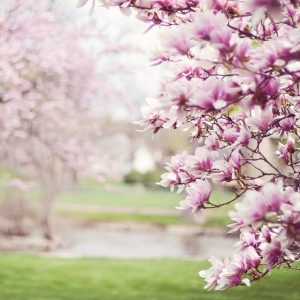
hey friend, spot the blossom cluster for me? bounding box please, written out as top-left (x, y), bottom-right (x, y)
top-left (80, 0), bottom-right (300, 289)
top-left (78, 0), bottom-right (200, 26)
top-left (200, 181), bottom-right (300, 290)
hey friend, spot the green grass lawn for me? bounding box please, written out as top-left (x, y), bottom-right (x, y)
top-left (58, 210), bottom-right (186, 227)
top-left (0, 181), bottom-right (237, 229)
top-left (57, 208), bottom-right (233, 229)
top-left (0, 183), bottom-right (185, 209)
top-left (56, 185), bottom-right (184, 208)
top-left (0, 254), bottom-right (299, 300)
top-left (56, 185), bottom-right (234, 209)
top-left (56, 186), bottom-right (236, 229)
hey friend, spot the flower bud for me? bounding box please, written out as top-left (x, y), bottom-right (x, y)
top-left (287, 136), bottom-right (295, 154)
top-left (261, 225), bottom-right (272, 243)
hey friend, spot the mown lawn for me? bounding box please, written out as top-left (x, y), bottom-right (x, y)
top-left (58, 210), bottom-right (186, 227)
top-left (56, 185), bottom-right (184, 208)
top-left (56, 186), bottom-right (236, 229)
top-left (0, 254), bottom-right (299, 300)
top-left (56, 185), bottom-right (234, 210)
top-left (0, 180), bottom-right (238, 229)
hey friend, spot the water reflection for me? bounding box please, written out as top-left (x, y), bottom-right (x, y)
top-left (54, 226), bottom-right (236, 259)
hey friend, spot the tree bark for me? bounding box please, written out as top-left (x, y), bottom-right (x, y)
top-left (40, 186), bottom-right (56, 240)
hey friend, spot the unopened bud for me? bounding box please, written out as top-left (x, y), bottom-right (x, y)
top-left (261, 225), bottom-right (272, 243)
top-left (287, 136), bottom-right (295, 154)
top-left (252, 268), bottom-right (261, 280)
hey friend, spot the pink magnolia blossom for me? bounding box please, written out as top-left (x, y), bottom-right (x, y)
top-left (159, 25), bottom-right (195, 56)
top-left (189, 77), bottom-right (234, 111)
top-left (233, 38), bottom-right (251, 63)
top-left (246, 106), bottom-right (273, 131)
top-left (260, 240), bottom-right (282, 272)
top-left (188, 11), bottom-right (226, 42)
top-left (204, 135), bottom-right (220, 151)
top-left (232, 126), bottom-right (251, 149)
top-left (210, 26), bottom-right (237, 55)
top-left (135, 98), bottom-right (169, 132)
top-left (276, 141), bottom-right (290, 165)
top-left (199, 256), bottom-right (225, 290)
top-left (223, 128), bottom-right (239, 144)
top-left (80, 0), bottom-right (300, 291)
top-left (243, 246), bottom-right (261, 269)
top-left (185, 147), bottom-right (217, 176)
top-left (215, 254), bottom-right (250, 290)
top-left (227, 217), bottom-right (246, 233)
top-left (233, 190), bottom-right (267, 227)
top-left (216, 271), bottom-right (244, 290)
top-left (211, 161), bottom-right (233, 183)
top-left (176, 179), bottom-right (211, 212)
top-left (234, 228), bottom-right (258, 251)
top-left (158, 151), bottom-right (189, 191)
top-left (229, 151), bottom-right (242, 170)
top-left (248, 0), bottom-right (282, 23)
top-left (260, 225), bottom-right (272, 243)
top-left (262, 182), bottom-right (282, 212)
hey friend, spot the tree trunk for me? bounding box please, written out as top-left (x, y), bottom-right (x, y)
top-left (41, 187), bottom-right (56, 240)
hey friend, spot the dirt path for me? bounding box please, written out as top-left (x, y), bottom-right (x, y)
top-left (55, 203), bottom-right (180, 215)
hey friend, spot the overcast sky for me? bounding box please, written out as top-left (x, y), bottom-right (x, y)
top-left (62, 0), bottom-right (169, 120)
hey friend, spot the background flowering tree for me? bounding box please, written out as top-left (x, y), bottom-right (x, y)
top-left (81, 0), bottom-right (300, 290)
top-left (0, 0), bottom-right (132, 241)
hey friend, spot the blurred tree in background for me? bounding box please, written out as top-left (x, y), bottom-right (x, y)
top-left (0, 0), bottom-right (134, 241)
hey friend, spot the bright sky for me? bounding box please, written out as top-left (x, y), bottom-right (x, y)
top-left (67, 0), bottom-right (165, 104)
top-left (90, 4), bottom-right (164, 95)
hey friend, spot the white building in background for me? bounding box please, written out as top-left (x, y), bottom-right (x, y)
top-left (132, 145), bottom-right (155, 174)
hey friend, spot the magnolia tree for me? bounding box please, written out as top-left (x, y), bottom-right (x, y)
top-left (81, 0), bottom-right (300, 290)
top-left (0, 0), bottom-right (131, 240)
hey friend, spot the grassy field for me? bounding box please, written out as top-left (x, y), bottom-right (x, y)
top-left (0, 181), bottom-right (237, 228)
top-left (56, 185), bottom-right (234, 209)
top-left (58, 210), bottom-right (186, 227)
top-left (57, 185), bottom-right (185, 208)
top-left (0, 254), bottom-right (299, 300)
top-left (56, 185), bottom-right (235, 228)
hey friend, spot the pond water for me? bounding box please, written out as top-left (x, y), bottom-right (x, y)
top-left (54, 225), bottom-right (236, 260)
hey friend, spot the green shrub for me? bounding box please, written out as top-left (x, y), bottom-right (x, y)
top-left (123, 170), bottom-right (143, 185)
top-left (142, 170), bottom-right (164, 188)
top-left (123, 170), bottom-right (164, 188)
